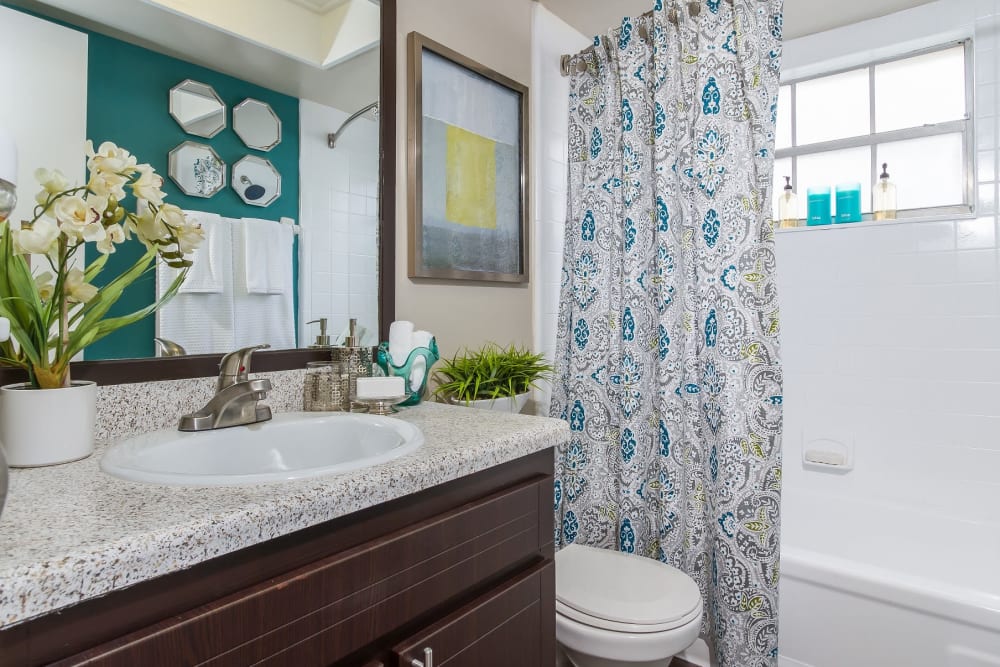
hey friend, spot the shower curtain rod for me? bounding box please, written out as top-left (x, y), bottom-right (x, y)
top-left (559, 0), bottom-right (733, 77)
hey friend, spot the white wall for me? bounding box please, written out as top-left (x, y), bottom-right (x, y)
top-left (779, 0), bottom-right (1000, 525)
top-left (530, 5), bottom-right (588, 414)
top-left (299, 99), bottom-right (379, 347)
top-left (0, 7), bottom-right (87, 227)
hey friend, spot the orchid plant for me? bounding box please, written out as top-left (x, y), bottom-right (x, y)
top-left (0, 142), bottom-right (204, 389)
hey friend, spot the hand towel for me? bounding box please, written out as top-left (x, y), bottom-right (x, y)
top-left (388, 320), bottom-right (414, 366)
top-left (409, 330), bottom-right (435, 390)
top-left (231, 221), bottom-right (296, 349)
top-left (177, 211), bottom-right (225, 293)
top-left (243, 218), bottom-right (293, 295)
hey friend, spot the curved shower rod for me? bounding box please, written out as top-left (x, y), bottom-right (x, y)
top-left (327, 101), bottom-right (380, 149)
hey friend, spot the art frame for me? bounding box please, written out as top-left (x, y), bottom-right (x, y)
top-left (407, 32), bottom-right (529, 283)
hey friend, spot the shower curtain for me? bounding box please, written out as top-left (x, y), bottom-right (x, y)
top-left (551, 1), bottom-right (784, 665)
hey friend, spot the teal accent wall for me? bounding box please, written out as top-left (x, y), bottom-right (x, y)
top-left (84, 32), bottom-right (300, 360)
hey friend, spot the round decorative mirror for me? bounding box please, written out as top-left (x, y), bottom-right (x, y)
top-left (169, 80), bottom-right (226, 138)
top-left (232, 156), bottom-right (281, 206)
top-left (168, 141), bottom-right (227, 198)
top-left (233, 99), bottom-right (282, 151)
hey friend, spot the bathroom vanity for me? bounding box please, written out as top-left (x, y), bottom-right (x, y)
top-left (0, 403), bottom-right (567, 666)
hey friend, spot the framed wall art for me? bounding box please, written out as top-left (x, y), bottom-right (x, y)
top-left (407, 32), bottom-right (529, 283)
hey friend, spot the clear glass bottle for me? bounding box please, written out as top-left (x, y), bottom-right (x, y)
top-left (777, 176), bottom-right (800, 228)
top-left (873, 162), bottom-right (897, 221)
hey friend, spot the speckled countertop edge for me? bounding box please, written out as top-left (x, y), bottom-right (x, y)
top-left (0, 402), bottom-right (568, 628)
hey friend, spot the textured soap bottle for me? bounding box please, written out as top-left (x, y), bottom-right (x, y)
top-left (332, 318), bottom-right (373, 411)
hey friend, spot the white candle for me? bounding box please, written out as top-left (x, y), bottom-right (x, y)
top-left (356, 376), bottom-right (405, 400)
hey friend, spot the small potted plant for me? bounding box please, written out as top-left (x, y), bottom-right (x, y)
top-left (0, 141), bottom-right (203, 466)
top-left (432, 343), bottom-right (553, 413)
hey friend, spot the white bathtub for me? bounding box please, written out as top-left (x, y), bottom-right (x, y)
top-left (778, 491), bottom-right (1000, 667)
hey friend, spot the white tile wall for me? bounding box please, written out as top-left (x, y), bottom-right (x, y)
top-left (530, 5), bottom-right (589, 414)
top-left (778, 0), bottom-right (1000, 525)
top-left (299, 100), bottom-right (380, 347)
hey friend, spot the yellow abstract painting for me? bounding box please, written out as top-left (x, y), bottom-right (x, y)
top-left (445, 124), bottom-right (497, 230)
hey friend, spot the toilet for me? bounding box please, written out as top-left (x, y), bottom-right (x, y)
top-left (555, 544), bottom-right (703, 667)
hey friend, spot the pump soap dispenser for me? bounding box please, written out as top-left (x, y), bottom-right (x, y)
top-left (307, 318), bottom-right (332, 348)
top-left (873, 163), bottom-right (897, 221)
top-left (777, 176), bottom-right (800, 229)
top-left (331, 318), bottom-right (373, 411)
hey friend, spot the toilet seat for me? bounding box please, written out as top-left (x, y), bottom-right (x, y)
top-left (556, 544), bottom-right (703, 634)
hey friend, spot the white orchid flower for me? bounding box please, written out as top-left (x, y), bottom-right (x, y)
top-left (55, 194), bottom-right (108, 243)
top-left (0, 316), bottom-right (9, 343)
top-left (65, 268), bottom-right (98, 304)
top-left (176, 222), bottom-right (205, 255)
top-left (33, 168), bottom-right (71, 207)
top-left (13, 218), bottom-right (60, 255)
top-left (85, 140), bottom-right (138, 177)
top-left (34, 271), bottom-right (55, 302)
top-left (96, 223), bottom-right (126, 255)
top-left (131, 165), bottom-right (165, 206)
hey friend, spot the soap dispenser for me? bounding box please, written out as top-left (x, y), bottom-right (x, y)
top-left (873, 162), bottom-right (897, 221)
top-left (777, 176), bottom-right (800, 228)
top-left (331, 318), bottom-right (373, 411)
top-left (307, 318), bottom-right (332, 348)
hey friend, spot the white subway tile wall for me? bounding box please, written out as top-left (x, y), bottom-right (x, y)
top-left (530, 6), bottom-right (589, 414)
top-left (778, 0), bottom-right (1000, 524)
top-left (299, 100), bottom-right (380, 346)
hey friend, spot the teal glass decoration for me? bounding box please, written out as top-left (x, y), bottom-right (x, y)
top-left (376, 338), bottom-right (440, 406)
top-left (806, 186), bottom-right (832, 226)
top-left (835, 182), bottom-right (863, 223)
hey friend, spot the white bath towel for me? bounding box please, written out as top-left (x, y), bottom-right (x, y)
top-left (243, 218), bottom-right (292, 295)
top-left (177, 211), bottom-right (225, 293)
top-left (231, 221), bottom-right (296, 350)
top-left (155, 218), bottom-right (236, 355)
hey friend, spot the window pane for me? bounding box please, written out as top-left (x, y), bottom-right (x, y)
top-left (876, 134), bottom-right (965, 209)
top-left (776, 86), bottom-right (792, 150)
top-left (875, 46), bottom-right (966, 132)
top-left (798, 146), bottom-right (872, 215)
top-left (772, 157), bottom-right (794, 219)
top-left (796, 69), bottom-right (870, 145)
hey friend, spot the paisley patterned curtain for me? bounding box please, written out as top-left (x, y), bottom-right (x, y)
top-left (551, 1), bottom-right (784, 665)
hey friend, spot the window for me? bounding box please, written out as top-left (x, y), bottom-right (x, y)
top-left (774, 42), bottom-right (973, 222)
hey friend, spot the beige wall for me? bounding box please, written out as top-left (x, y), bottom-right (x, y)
top-left (395, 0), bottom-right (535, 361)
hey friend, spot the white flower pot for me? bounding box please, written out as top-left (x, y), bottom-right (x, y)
top-left (453, 392), bottom-right (530, 414)
top-left (0, 381), bottom-right (97, 467)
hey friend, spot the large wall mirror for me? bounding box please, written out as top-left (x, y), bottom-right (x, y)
top-left (0, 0), bottom-right (396, 383)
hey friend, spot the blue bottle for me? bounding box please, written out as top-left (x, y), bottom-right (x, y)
top-left (835, 183), bottom-right (863, 223)
top-left (806, 186), bottom-right (832, 226)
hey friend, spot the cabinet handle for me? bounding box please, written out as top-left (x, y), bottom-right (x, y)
top-left (410, 647), bottom-right (433, 667)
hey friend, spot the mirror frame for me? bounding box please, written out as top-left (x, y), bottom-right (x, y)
top-left (0, 0), bottom-right (396, 387)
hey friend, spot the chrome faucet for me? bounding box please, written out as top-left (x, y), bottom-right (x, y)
top-left (178, 345), bottom-right (273, 432)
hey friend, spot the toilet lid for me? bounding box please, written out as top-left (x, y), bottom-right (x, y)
top-left (556, 544), bottom-right (702, 628)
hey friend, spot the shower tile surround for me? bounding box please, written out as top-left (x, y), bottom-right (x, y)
top-left (778, 0), bottom-right (1000, 526)
top-left (0, 370), bottom-right (568, 628)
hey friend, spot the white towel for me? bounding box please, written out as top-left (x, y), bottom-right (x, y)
top-left (231, 221), bottom-right (296, 350)
top-left (243, 218), bottom-right (292, 295)
top-left (156, 219), bottom-right (236, 355)
top-left (388, 321), bottom-right (414, 366)
top-left (178, 211), bottom-right (225, 293)
top-left (409, 331), bottom-right (435, 390)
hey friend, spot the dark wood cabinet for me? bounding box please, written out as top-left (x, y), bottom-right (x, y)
top-left (0, 449), bottom-right (555, 667)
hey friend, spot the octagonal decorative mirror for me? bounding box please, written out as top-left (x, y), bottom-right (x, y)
top-left (169, 80), bottom-right (226, 138)
top-left (168, 141), bottom-right (226, 198)
top-left (233, 99), bottom-right (281, 151)
top-left (232, 155), bottom-right (281, 206)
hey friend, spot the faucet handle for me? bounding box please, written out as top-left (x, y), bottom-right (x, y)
top-left (218, 344), bottom-right (271, 390)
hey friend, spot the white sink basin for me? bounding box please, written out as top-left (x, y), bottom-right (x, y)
top-left (100, 412), bottom-right (423, 486)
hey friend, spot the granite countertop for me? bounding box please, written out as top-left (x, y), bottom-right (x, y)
top-left (0, 403), bottom-right (568, 629)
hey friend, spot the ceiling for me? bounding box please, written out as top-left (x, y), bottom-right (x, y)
top-left (539, 0), bottom-right (937, 41)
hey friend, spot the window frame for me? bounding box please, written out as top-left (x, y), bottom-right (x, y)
top-left (775, 39), bottom-right (975, 222)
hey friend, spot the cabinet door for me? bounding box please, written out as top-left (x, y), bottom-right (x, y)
top-left (393, 561), bottom-right (553, 667)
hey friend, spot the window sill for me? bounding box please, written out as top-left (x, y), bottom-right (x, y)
top-left (773, 210), bottom-right (977, 234)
